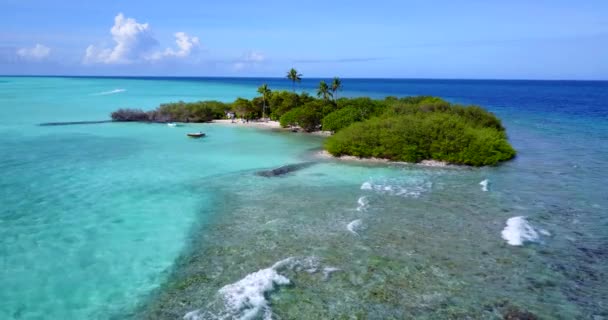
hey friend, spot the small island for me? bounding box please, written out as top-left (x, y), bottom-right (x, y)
top-left (112, 70), bottom-right (516, 166)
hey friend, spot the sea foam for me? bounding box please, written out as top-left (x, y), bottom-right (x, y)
top-left (184, 257), bottom-right (324, 320)
top-left (360, 178), bottom-right (431, 198)
top-left (501, 216), bottom-right (539, 246)
top-left (356, 196), bottom-right (369, 211)
top-left (347, 219), bottom-right (363, 235)
top-left (93, 88), bottom-right (126, 95)
top-left (480, 179), bottom-right (489, 192)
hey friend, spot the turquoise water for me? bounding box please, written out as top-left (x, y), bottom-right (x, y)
top-left (1, 77), bottom-right (607, 319)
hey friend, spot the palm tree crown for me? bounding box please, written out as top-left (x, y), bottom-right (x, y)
top-left (330, 77), bottom-right (342, 100)
top-left (286, 68), bottom-right (302, 92)
top-left (317, 80), bottom-right (333, 101)
top-left (257, 83), bottom-right (271, 120)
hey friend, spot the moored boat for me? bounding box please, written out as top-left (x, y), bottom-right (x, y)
top-left (167, 122), bottom-right (178, 127)
top-left (187, 132), bottom-right (206, 138)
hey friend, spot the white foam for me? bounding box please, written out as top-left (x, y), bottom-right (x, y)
top-left (93, 88), bottom-right (126, 95)
top-left (184, 257), bottom-right (323, 320)
top-left (360, 182), bottom-right (372, 190)
top-left (347, 219), bottom-right (363, 236)
top-left (356, 196), bottom-right (369, 212)
top-left (480, 179), bottom-right (489, 192)
top-left (360, 178), bottom-right (431, 198)
top-left (218, 264), bottom-right (290, 319)
top-left (501, 216), bottom-right (539, 246)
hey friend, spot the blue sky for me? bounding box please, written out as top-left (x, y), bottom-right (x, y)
top-left (1, 0), bottom-right (607, 79)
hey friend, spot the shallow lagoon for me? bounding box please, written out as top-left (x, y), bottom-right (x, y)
top-left (1, 77), bottom-right (606, 319)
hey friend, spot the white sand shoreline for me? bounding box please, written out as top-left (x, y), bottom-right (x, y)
top-left (211, 119), bottom-right (453, 167)
top-left (211, 119), bottom-right (283, 129)
top-left (315, 150), bottom-right (453, 168)
top-left (210, 119), bottom-right (333, 136)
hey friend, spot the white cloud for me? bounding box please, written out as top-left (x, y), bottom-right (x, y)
top-left (84, 13), bottom-right (157, 64)
top-left (147, 32), bottom-right (200, 61)
top-left (233, 51), bottom-right (265, 70)
top-left (84, 13), bottom-right (201, 64)
top-left (17, 44), bottom-right (51, 60)
top-left (168, 32), bottom-right (200, 57)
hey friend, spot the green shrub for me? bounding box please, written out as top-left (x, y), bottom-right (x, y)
top-left (111, 108), bottom-right (149, 121)
top-left (232, 98), bottom-right (256, 119)
top-left (279, 104), bottom-right (323, 132)
top-left (147, 100), bottom-right (230, 122)
top-left (325, 113), bottom-right (515, 166)
top-left (268, 91), bottom-right (315, 120)
top-left (384, 97), bottom-right (504, 132)
top-left (338, 97), bottom-right (386, 118)
top-left (322, 107), bottom-right (362, 132)
top-left (322, 98), bottom-right (386, 132)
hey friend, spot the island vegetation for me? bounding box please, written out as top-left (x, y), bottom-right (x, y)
top-left (111, 68), bottom-right (516, 166)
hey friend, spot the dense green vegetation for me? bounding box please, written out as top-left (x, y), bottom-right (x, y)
top-left (111, 68), bottom-right (515, 166)
top-left (324, 96), bottom-right (515, 166)
top-left (325, 113), bottom-right (515, 166)
top-left (111, 101), bottom-right (229, 122)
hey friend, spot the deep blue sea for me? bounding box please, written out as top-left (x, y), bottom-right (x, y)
top-left (1, 77), bottom-right (607, 319)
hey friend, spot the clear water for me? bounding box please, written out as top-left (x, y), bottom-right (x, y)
top-left (1, 77), bottom-right (606, 319)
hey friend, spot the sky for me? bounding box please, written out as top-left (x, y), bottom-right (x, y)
top-left (1, 0), bottom-right (607, 79)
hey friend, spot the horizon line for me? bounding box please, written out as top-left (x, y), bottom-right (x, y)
top-left (1, 74), bottom-right (607, 82)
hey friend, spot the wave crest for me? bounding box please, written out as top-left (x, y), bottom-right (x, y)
top-left (184, 257), bottom-right (327, 320)
top-left (501, 216), bottom-right (539, 246)
top-left (480, 179), bottom-right (489, 192)
top-left (360, 177), bottom-right (432, 198)
top-left (93, 89), bottom-right (126, 96)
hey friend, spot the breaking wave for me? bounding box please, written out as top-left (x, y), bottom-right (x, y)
top-left (347, 219), bottom-right (363, 236)
top-left (360, 177), bottom-right (432, 198)
top-left (480, 179), bottom-right (489, 192)
top-left (93, 89), bottom-right (126, 96)
top-left (183, 256), bottom-right (334, 320)
top-left (356, 196), bottom-right (369, 212)
top-left (501, 216), bottom-right (540, 246)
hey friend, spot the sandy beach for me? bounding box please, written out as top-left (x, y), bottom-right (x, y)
top-left (316, 150), bottom-right (451, 167)
top-left (212, 119), bottom-right (284, 129)
top-left (211, 119), bottom-right (333, 136)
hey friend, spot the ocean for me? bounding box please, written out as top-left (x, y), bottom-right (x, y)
top-left (0, 76), bottom-right (606, 319)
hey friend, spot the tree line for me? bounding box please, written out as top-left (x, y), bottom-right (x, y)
top-left (111, 68), bottom-right (516, 165)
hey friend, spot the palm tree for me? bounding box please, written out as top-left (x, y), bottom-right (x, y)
top-left (330, 77), bottom-right (342, 100)
top-left (257, 83), bottom-right (271, 120)
top-left (286, 68), bottom-right (302, 92)
top-left (317, 80), bottom-right (333, 101)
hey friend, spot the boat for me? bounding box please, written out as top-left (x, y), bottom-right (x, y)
top-left (167, 122), bottom-right (178, 127)
top-left (187, 132), bottom-right (206, 138)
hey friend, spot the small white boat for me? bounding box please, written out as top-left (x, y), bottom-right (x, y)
top-left (187, 132), bottom-right (206, 138)
top-left (167, 122), bottom-right (178, 127)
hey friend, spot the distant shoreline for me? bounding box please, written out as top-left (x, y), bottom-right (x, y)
top-left (210, 119), bottom-right (333, 136)
top-left (3, 75), bottom-right (606, 82)
top-left (211, 119), bottom-right (282, 129)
